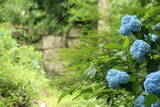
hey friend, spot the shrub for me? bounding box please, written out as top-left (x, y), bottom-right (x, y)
top-left (0, 23), bottom-right (48, 106)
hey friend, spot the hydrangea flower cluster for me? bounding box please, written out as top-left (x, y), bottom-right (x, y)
top-left (144, 71), bottom-right (160, 95)
top-left (144, 34), bottom-right (148, 41)
top-left (151, 34), bottom-right (158, 42)
top-left (134, 95), bottom-right (146, 107)
top-left (152, 22), bottom-right (160, 33)
top-left (116, 15), bottom-right (160, 106)
top-left (119, 15), bottom-right (141, 36)
top-left (151, 101), bottom-right (160, 107)
top-left (134, 95), bottom-right (160, 107)
top-left (106, 69), bottom-right (130, 89)
top-left (130, 40), bottom-right (151, 61)
top-left (143, 34), bottom-right (158, 42)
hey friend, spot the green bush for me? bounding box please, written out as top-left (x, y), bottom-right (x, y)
top-left (0, 23), bottom-right (48, 106)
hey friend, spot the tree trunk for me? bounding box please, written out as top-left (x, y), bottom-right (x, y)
top-left (98, 0), bottom-right (109, 34)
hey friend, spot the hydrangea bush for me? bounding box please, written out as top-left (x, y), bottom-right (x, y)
top-left (105, 14), bottom-right (160, 106)
top-left (58, 1), bottom-right (160, 106)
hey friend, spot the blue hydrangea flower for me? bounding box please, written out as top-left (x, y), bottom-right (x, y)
top-left (119, 24), bottom-right (132, 35)
top-left (151, 34), bottom-right (158, 42)
top-left (144, 71), bottom-right (160, 95)
top-left (134, 95), bottom-right (160, 107)
top-left (120, 15), bottom-right (141, 36)
top-left (134, 95), bottom-right (146, 107)
top-left (152, 23), bottom-right (160, 33)
top-left (157, 66), bottom-right (160, 71)
top-left (106, 69), bottom-right (130, 89)
top-left (129, 16), bottom-right (141, 32)
top-left (130, 40), bottom-right (151, 61)
top-left (144, 34), bottom-right (148, 41)
top-left (151, 101), bottom-right (160, 107)
top-left (121, 14), bottom-right (131, 25)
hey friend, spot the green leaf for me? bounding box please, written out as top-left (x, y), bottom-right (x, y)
top-left (123, 37), bottom-right (129, 48)
top-left (145, 94), bottom-right (159, 107)
top-left (104, 43), bottom-right (123, 49)
top-left (144, 6), bottom-right (160, 20)
top-left (73, 87), bottom-right (93, 100)
top-left (58, 88), bottom-right (76, 103)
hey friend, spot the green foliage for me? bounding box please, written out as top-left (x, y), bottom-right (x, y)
top-left (1, 0), bottom-right (160, 106)
top-left (0, 0), bottom-right (97, 43)
top-left (0, 23), bottom-right (48, 106)
top-left (68, 0), bottom-right (97, 23)
top-left (57, 0), bottom-right (160, 106)
top-left (145, 94), bottom-right (159, 107)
